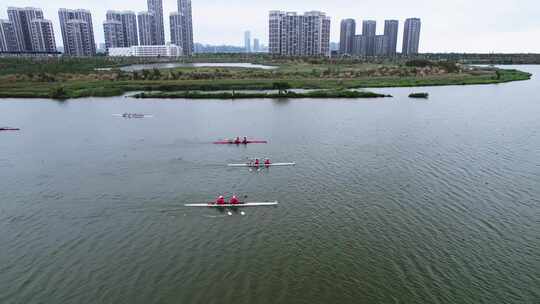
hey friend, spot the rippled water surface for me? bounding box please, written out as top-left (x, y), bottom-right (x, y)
top-left (120, 62), bottom-right (276, 72)
top-left (1, 66), bottom-right (539, 304)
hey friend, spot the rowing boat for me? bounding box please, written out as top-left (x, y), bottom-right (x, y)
top-left (0, 127), bottom-right (20, 131)
top-left (112, 114), bottom-right (153, 118)
top-left (213, 140), bottom-right (267, 145)
top-left (185, 201), bottom-right (278, 207)
top-left (227, 162), bottom-right (296, 167)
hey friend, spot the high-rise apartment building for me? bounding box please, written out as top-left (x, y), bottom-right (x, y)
top-left (106, 11), bottom-right (138, 47)
top-left (103, 20), bottom-right (125, 50)
top-left (64, 20), bottom-right (92, 56)
top-left (339, 19), bottom-right (355, 55)
top-left (169, 12), bottom-right (180, 45)
top-left (30, 19), bottom-right (56, 52)
top-left (121, 12), bottom-right (138, 47)
top-left (384, 20), bottom-right (398, 56)
top-left (244, 31), bottom-right (251, 53)
top-left (402, 18), bottom-right (421, 55)
top-left (174, 0), bottom-right (193, 56)
top-left (362, 20), bottom-right (376, 56)
top-left (138, 11), bottom-right (156, 46)
top-left (147, 0), bottom-right (165, 45)
top-left (268, 10), bottom-right (331, 57)
top-left (59, 9), bottom-right (96, 56)
top-left (0, 19), bottom-right (18, 52)
top-left (169, 12), bottom-right (183, 50)
top-left (268, 11), bottom-right (284, 55)
top-left (7, 7), bottom-right (44, 52)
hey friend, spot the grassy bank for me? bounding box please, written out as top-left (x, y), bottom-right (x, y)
top-left (132, 89), bottom-right (391, 99)
top-left (0, 57), bottom-right (532, 99)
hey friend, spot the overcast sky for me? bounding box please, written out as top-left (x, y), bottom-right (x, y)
top-left (1, 0), bottom-right (539, 52)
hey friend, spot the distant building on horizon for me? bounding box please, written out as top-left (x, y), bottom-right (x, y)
top-left (58, 8), bottom-right (96, 56)
top-left (0, 19), bottom-right (18, 52)
top-left (147, 0), bottom-right (165, 45)
top-left (340, 18), bottom-right (419, 57)
top-left (339, 19), bottom-right (355, 55)
top-left (402, 18), bottom-right (421, 55)
top-left (194, 43), bottom-right (245, 53)
top-left (384, 20), bottom-right (398, 56)
top-left (253, 38), bottom-right (260, 52)
top-left (269, 10), bottom-right (331, 57)
top-left (138, 11), bottom-right (156, 45)
top-left (244, 30), bottom-right (251, 53)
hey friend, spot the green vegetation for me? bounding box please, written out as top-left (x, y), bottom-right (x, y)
top-left (132, 89), bottom-right (391, 99)
top-left (409, 92), bottom-right (429, 99)
top-left (417, 53), bottom-right (540, 65)
top-left (0, 57), bottom-right (532, 99)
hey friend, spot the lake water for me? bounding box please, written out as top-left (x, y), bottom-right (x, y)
top-left (1, 66), bottom-right (539, 304)
top-left (120, 62), bottom-right (276, 72)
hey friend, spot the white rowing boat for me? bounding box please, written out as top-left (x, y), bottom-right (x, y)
top-left (185, 201), bottom-right (279, 207)
top-left (227, 162), bottom-right (296, 167)
top-left (112, 114), bottom-right (153, 118)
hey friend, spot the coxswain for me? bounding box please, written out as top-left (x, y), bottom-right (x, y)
top-left (242, 136), bottom-right (248, 144)
top-left (264, 158), bottom-right (271, 166)
top-left (230, 195), bottom-right (240, 205)
top-left (234, 137), bottom-right (241, 144)
top-left (216, 195), bottom-right (225, 205)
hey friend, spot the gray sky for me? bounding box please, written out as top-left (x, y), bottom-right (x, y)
top-left (2, 0), bottom-right (540, 52)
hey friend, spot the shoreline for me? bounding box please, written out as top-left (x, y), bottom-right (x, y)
top-left (0, 58), bottom-right (532, 100)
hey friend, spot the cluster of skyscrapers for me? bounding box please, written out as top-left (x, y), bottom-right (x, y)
top-left (1, 5), bottom-right (423, 58)
top-left (0, 0), bottom-right (194, 56)
top-left (0, 7), bottom-right (56, 53)
top-left (269, 11), bottom-right (331, 57)
top-left (340, 18), bottom-right (421, 57)
top-left (104, 0), bottom-right (193, 56)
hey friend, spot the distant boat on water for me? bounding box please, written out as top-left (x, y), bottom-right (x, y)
top-left (112, 113), bottom-right (153, 119)
top-left (0, 127), bottom-right (20, 131)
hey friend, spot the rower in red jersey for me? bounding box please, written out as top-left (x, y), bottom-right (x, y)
top-left (264, 158), bottom-right (271, 167)
top-left (230, 195), bottom-right (240, 205)
top-left (216, 195), bottom-right (225, 205)
top-left (234, 137), bottom-right (241, 144)
top-left (254, 158), bottom-right (260, 167)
